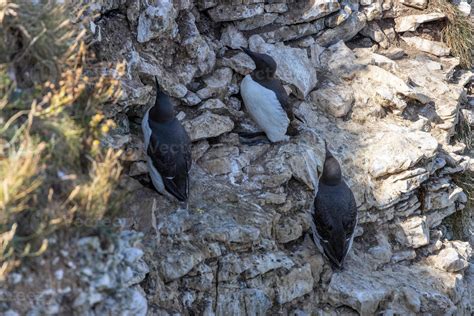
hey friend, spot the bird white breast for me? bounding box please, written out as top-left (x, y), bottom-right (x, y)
top-left (141, 108), bottom-right (152, 150)
top-left (146, 155), bottom-right (165, 194)
top-left (142, 108), bottom-right (165, 194)
top-left (240, 75), bottom-right (290, 143)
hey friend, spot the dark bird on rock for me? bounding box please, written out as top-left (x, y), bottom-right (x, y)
top-left (311, 141), bottom-right (358, 270)
top-left (142, 77), bottom-right (192, 202)
top-left (239, 47), bottom-right (297, 144)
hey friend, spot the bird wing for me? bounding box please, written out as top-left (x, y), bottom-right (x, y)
top-left (312, 194), bottom-right (334, 243)
top-left (344, 190), bottom-right (358, 236)
top-left (312, 184), bottom-right (358, 269)
top-left (342, 187), bottom-right (358, 255)
top-left (147, 125), bottom-right (191, 202)
top-left (266, 80), bottom-right (293, 121)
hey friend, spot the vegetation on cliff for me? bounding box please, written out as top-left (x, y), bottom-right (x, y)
top-left (0, 0), bottom-right (123, 280)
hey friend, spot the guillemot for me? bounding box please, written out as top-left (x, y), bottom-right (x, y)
top-left (142, 77), bottom-right (192, 202)
top-left (311, 141), bottom-right (358, 269)
top-left (239, 47), bottom-right (296, 144)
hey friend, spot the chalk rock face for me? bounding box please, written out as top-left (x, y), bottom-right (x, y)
top-left (428, 247), bottom-right (470, 272)
top-left (310, 81), bottom-right (354, 117)
top-left (395, 216), bottom-right (430, 248)
top-left (7, 1), bottom-right (474, 316)
top-left (400, 0), bottom-right (428, 9)
top-left (183, 112), bottom-right (235, 141)
top-left (395, 13), bottom-right (446, 32)
top-left (402, 36), bottom-right (451, 57)
top-left (220, 25), bottom-right (248, 49)
top-left (315, 12), bottom-right (367, 46)
top-left (279, 0), bottom-right (341, 24)
top-left (208, 4), bottom-right (265, 22)
top-left (137, 1), bottom-right (177, 43)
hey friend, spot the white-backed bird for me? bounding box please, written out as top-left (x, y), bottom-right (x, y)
top-left (239, 47), bottom-right (296, 144)
top-left (311, 141), bottom-right (358, 270)
top-left (142, 77), bottom-right (192, 202)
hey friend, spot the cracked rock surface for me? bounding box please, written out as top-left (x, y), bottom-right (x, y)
top-left (3, 0), bottom-right (473, 315)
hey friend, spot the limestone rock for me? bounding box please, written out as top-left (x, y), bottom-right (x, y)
top-left (216, 288), bottom-right (271, 315)
top-left (395, 13), bottom-right (446, 33)
top-left (402, 37), bottom-right (451, 57)
top-left (220, 52), bottom-right (255, 75)
top-left (196, 0), bottom-right (217, 10)
top-left (328, 270), bottom-right (390, 314)
top-left (360, 21), bottom-right (390, 48)
top-left (325, 6), bottom-right (353, 28)
top-left (159, 243), bottom-right (205, 282)
top-left (400, 0), bottom-right (428, 9)
top-left (368, 130), bottom-right (438, 178)
top-left (394, 216), bottom-right (430, 248)
top-left (235, 13), bottom-right (278, 31)
top-left (259, 20), bottom-right (326, 43)
top-left (265, 3), bottom-right (288, 13)
top-left (180, 13), bottom-right (216, 76)
top-left (183, 112), bottom-right (234, 141)
top-left (275, 264), bottom-right (314, 304)
top-left (241, 252), bottom-right (295, 279)
top-left (428, 247), bottom-right (470, 272)
top-left (276, 217), bottom-right (304, 243)
top-left (208, 4), bottom-right (264, 22)
top-left (196, 68), bottom-right (234, 100)
top-left (315, 12), bottom-right (367, 47)
top-left (220, 25), bottom-right (248, 49)
top-left (276, 0), bottom-right (339, 25)
top-left (310, 81), bottom-right (355, 117)
top-left (362, 0), bottom-right (383, 21)
top-left (299, 0), bottom-right (341, 22)
top-left (456, 0), bottom-right (471, 16)
top-left (319, 41), bottom-right (361, 79)
top-left (137, 1), bottom-right (177, 43)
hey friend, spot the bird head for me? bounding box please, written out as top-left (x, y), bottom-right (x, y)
top-left (240, 47), bottom-right (277, 80)
top-left (320, 140), bottom-right (342, 185)
top-left (149, 76), bottom-right (175, 122)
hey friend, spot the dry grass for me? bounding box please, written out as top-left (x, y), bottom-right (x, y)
top-left (433, 0), bottom-right (473, 68)
top-left (0, 1), bottom-right (124, 281)
top-left (74, 149), bottom-right (123, 221)
top-left (0, 0), bottom-right (84, 85)
top-left (454, 108), bottom-right (473, 151)
top-left (449, 172), bottom-right (474, 241)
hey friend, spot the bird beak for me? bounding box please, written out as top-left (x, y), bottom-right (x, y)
top-left (240, 47), bottom-right (259, 63)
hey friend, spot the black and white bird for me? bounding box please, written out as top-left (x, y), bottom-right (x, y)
top-left (311, 141), bottom-right (358, 270)
top-left (239, 47), bottom-right (296, 143)
top-left (141, 77), bottom-right (192, 202)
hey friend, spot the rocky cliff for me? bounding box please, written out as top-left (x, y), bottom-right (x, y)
top-left (95, 0), bottom-right (474, 314)
top-left (4, 0), bottom-right (473, 315)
